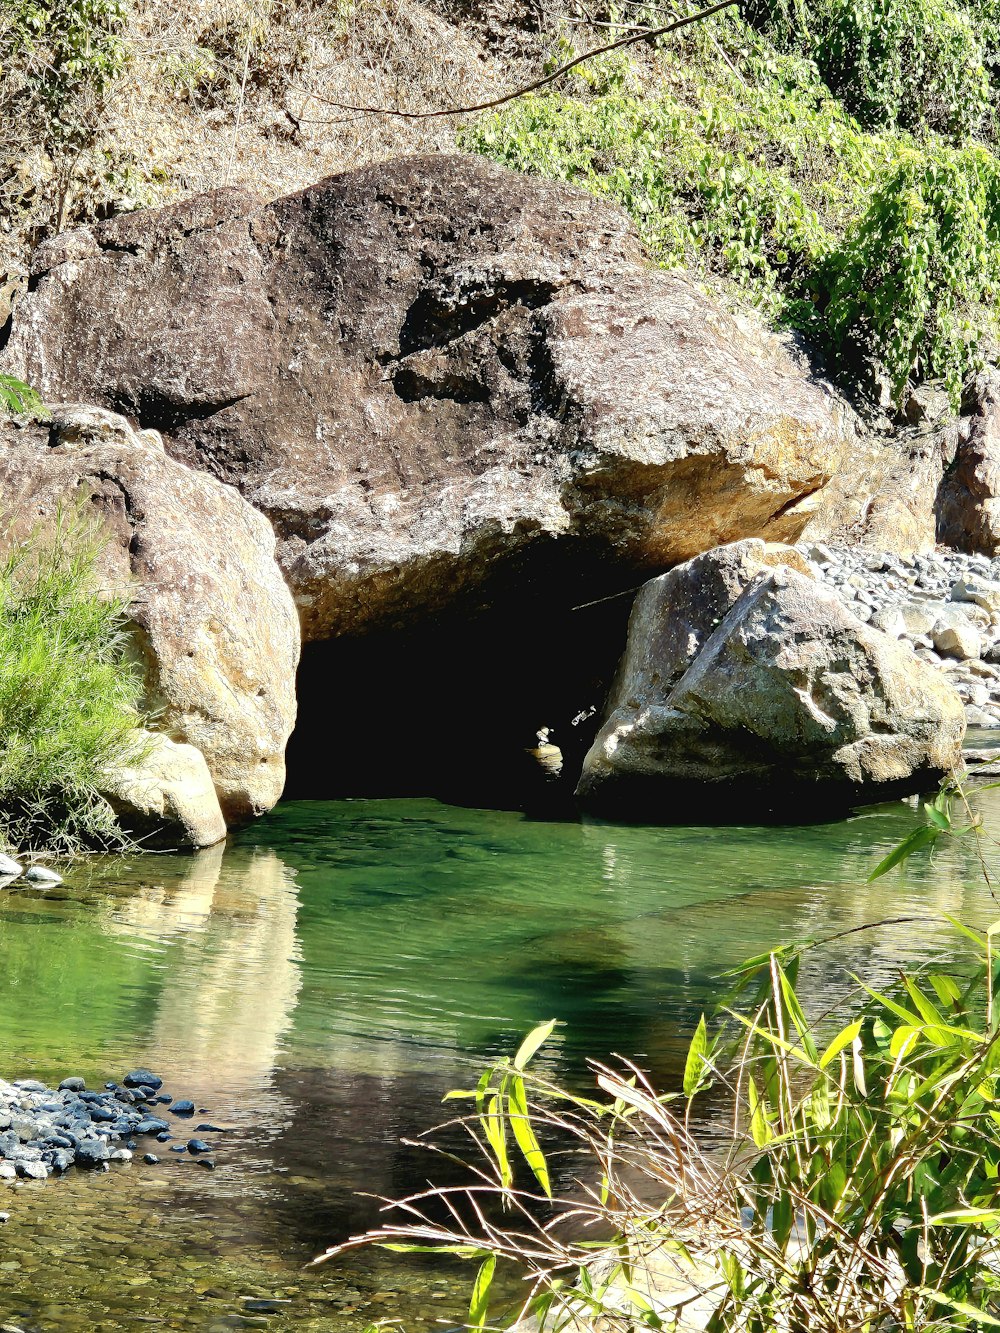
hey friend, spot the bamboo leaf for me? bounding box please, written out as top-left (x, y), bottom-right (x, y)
top-left (469, 1253), bottom-right (496, 1330)
top-left (683, 1013), bottom-right (708, 1098)
top-left (514, 1019), bottom-right (558, 1071)
top-left (867, 825), bottom-right (940, 881)
top-left (508, 1074), bottom-right (552, 1198)
top-left (819, 1018), bottom-right (863, 1069)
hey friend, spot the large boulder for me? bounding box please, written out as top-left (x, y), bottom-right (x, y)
top-left (578, 541), bottom-right (965, 816)
top-left (0, 406), bottom-right (300, 822)
top-left (2, 155), bottom-right (857, 642)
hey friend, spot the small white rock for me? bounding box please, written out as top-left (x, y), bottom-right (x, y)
top-left (0, 854), bottom-right (22, 878)
top-left (24, 865), bottom-right (62, 885)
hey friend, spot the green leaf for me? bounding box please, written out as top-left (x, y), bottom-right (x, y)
top-left (778, 966), bottom-right (819, 1062)
top-left (513, 1019), bottom-right (558, 1071)
top-left (747, 1075), bottom-right (770, 1147)
top-left (469, 1254), bottom-right (496, 1330)
top-left (508, 1074), bottom-right (552, 1198)
top-left (819, 1018), bottom-right (863, 1069)
top-left (868, 824), bottom-right (940, 881)
top-left (482, 1092), bottom-right (511, 1189)
top-left (683, 1014), bottom-right (708, 1098)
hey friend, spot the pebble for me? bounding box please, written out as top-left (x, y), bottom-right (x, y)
top-left (798, 542), bottom-right (1000, 726)
top-left (0, 1069), bottom-right (224, 1181)
top-left (171, 1100), bottom-right (195, 1116)
top-left (23, 866), bottom-right (62, 885)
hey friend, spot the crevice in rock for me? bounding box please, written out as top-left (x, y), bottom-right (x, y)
top-left (392, 365), bottom-right (490, 404)
top-left (397, 277), bottom-right (559, 356)
top-left (131, 391), bottom-right (253, 435)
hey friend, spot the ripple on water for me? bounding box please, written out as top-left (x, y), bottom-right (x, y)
top-left (1, 791), bottom-right (998, 1326)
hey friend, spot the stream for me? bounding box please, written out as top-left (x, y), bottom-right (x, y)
top-left (1, 788), bottom-right (998, 1330)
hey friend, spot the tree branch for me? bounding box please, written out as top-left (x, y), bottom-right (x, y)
top-left (294, 0), bottom-right (739, 122)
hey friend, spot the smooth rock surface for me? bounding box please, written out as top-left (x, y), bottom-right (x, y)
top-left (579, 542), bottom-right (966, 815)
top-left (0, 406), bottom-right (300, 822)
top-left (100, 731), bottom-right (227, 849)
top-left (2, 156), bottom-right (856, 643)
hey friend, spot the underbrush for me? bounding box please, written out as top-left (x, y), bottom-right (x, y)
top-left (0, 514), bottom-right (146, 854)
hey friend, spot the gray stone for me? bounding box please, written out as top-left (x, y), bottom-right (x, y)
top-left (933, 623), bottom-right (982, 661)
top-left (0, 855), bottom-right (22, 878)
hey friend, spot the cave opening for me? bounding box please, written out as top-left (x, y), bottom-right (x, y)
top-left (283, 543), bottom-right (643, 816)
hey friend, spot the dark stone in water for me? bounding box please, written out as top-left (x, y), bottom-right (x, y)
top-left (171, 1100), bottom-right (195, 1116)
top-left (123, 1069), bottom-right (163, 1090)
top-left (135, 1117), bottom-right (170, 1135)
top-left (196, 1158), bottom-right (216, 1170)
top-left (143, 1153), bottom-right (160, 1165)
top-left (195, 1123), bottom-right (229, 1133)
top-left (187, 1139), bottom-right (212, 1154)
top-left (170, 1145), bottom-right (187, 1153)
top-left (89, 1106), bottom-right (115, 1123)
top-left (157, 1095), bottom-right (172, 1104)
top-left (73, 1141), bottom-right (109, 1169)
top-left (156, 1131), bottom-right (172, 1142)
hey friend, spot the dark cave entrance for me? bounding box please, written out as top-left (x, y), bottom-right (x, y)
top-left (283, 544), bottom-right (642, 815)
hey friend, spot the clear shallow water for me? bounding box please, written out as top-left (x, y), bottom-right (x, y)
top-left (2, 791), bottom-right (1000, 1329)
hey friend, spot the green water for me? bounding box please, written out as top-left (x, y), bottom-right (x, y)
top-left (1, 792), bottom-right (998, 1329)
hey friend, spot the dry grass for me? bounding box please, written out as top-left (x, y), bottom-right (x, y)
top-left (0, 0), bottom-right (580, 302)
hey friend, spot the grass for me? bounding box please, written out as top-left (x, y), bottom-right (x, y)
top-left (0, 512), bottom-right (147, 854)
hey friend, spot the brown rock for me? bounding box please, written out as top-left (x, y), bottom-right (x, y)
top-left (101, 732), bottom-right (227, 849)
top-left (3, 155), bottom-right (857, 642)
top-left (0, 406), bottom-right (299, 822)
top-left (937, 373), bottom-right (1000, 554)
top-left (579, 543), bottom-right (965, 815)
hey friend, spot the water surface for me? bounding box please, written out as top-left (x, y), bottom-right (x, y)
top-left (1, 791), bottom-right (998, 1329)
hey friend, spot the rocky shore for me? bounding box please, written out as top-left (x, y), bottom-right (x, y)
top-left (798, 542), bottom-right (1000, 726)
top-left (0, 1069), bottom-right (225, 1181)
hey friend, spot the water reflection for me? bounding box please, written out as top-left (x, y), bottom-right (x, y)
top-left (3, 789), bottom-right (1000, 1328)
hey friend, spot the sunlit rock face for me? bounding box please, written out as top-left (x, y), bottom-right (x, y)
top-left (578, 540), bottom-right (966, 817)
top-left (4, 155), bottom-right (857, 646)
top-left (0, 406), bottom-right (299, 825)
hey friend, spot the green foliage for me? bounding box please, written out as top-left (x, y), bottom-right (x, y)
top-left (462, 28), bottom-right (1000, 405)
top-left (756, 0), bottom-right (992, 137)
top-left (4, 0), bottom-right (128, 144)
top-left (0, 375), bottom-right (45, 418)
top-left (325, 927), bottom-right (1000, 1331)
top-left (0, 512), bottom-right (146, 853)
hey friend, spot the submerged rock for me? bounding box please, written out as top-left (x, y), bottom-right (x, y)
top-left (578, 541), bottom-right (966, 817)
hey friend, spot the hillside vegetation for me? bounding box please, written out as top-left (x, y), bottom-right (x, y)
top-left (3, 0), bottom-right (1000, 410)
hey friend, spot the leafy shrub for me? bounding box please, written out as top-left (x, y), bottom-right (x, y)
top-left (462, 35), bottom-right (1000, 405)
top-left (0, 514), bottom-right (146, 853)
top-left (323, 917), bottom-right (1000, 1331)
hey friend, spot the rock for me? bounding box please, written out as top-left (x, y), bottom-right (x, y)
top-left (933, 623), bottom-right (982, 661)
top-left (187, 1138), bottom-right (212, 1154)
top-left (143, 1153), bottom-right (160, 1164)
top-left (578, 543), bottom-right (966, 816)
top-left (0, 855), bottom-right (22, 878)
top-left (23, 866), bottom-right (61, 885)
top-left (170, 1100), bottom-right (195, 1116)
top-left (57, 1078), bottom-right (85, 1093)
top-left (0, 407), bottom-right (299, 823)
top-left (100, 732), bottom-right (226, 850)
top-left (2, 156), bottom-right (855, 645)
top-left (123, 1069), bottom-right (163, 1091)
top-left (73, 1140), bottom-right (110, 1169)
top-left (16, 1161), bottom-right (48, 1180)
top-left (196, 1158), bottom-right (216, 1170)
top-left (951, 576), bottom-right (1000, 614)
top-left (937, 371), bottom-right (1000, 554)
